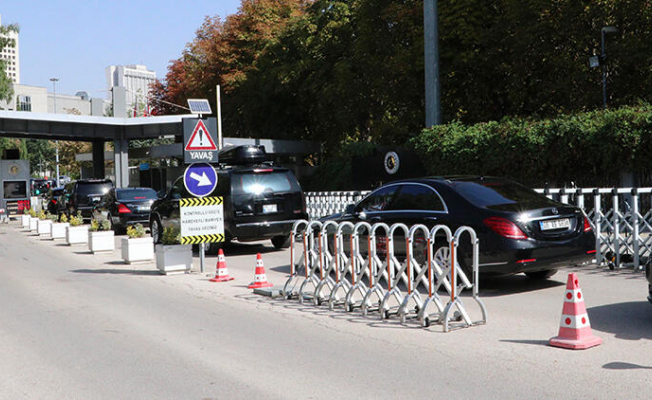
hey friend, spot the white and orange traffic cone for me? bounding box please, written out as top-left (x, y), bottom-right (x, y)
top-left (210, 249), bottom-right (234, 282)
top-left (248, 253), bottom-right (273, 289)
top-left (549, 273), bottom-right (602, 350)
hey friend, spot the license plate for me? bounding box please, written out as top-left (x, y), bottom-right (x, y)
top-left (138, 206), bottom-right (150, 211)
top-left (263, 204), bottom-right (277, 213)
top-left (540, 218), bottom-right (570, 231)
top-left (92, 197), bottom-right (100, 202)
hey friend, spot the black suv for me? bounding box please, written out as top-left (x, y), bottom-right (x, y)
top-left (63, 179), bottom-right (114, 219)
top-left (149, 145), bottom-right (308, 250)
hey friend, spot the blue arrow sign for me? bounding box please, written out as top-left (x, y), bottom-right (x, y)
top-left (183, 163), bottom-right (218, 198)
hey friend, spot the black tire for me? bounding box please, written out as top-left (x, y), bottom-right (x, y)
top-left (271, 234), bottom-right (291, 249)
top-left (525, 269), bottom-right (558, 280)
top-left (150, 217), bottom-right (162, 244)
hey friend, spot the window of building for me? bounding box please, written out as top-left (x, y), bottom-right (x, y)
top-left (17, 95), bottom-right (31, 112)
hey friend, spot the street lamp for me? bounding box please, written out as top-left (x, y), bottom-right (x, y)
top-left (50, 77), bottom-right (60, 187)
top-left (598, 26), bottom-right (618, 109)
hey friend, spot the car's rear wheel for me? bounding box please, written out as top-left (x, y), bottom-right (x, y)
top-left (150, 217), bottom-right (162, 244)
top-left (525, 269), bottom-right (558, 280)
top-left (271, 234), bottom-right (291, 249)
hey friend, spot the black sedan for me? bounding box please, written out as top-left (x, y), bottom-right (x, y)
top-left (91, 187), bottom-right (157, 233)
top-left (322, 176), bottom-right (596, 279)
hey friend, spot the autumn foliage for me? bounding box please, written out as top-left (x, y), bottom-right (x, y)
top-left (151, 0), bottom-right (652, 154)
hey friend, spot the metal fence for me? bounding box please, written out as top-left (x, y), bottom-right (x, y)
top-left (282, 220), bottom-right (487, 332)
top-left (305, 187), bottom-right (652, 272)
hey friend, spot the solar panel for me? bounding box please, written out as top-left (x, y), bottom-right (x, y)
top-left (187, 99), bottom-right (212, 114)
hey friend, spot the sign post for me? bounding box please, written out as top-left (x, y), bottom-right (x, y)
top-left (181, 163), bottom-right (222, 273)
top-left (179, 197), bottom-right (224, 273)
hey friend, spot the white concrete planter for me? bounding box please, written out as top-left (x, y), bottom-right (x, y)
top-left (21, 215), bottom-right (30, 228)
top-left (51, 223), bottom-right (69, 240)
top-left (37, 219), bottom-right (52, 236)
top-left (29, 217), bottom-right (38, 232)
top-left (88, 230), bottom-right (115, 253)
top-left (121, 237), bottom-right (154, 264)
top-left (66, 225), bottom-right (89, 245)
top-left (155, 244), bottom-right (193, 275)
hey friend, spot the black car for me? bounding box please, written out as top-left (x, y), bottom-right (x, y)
top-left (91, 187), bottom-right (157, 233)
top-left (322, 176), bottom-right (596, 279)
top-left (63, 179), bottom-right (114, 220)
top-left (150, 145), bottom-right (308, 250)
top-left (44, 187), bottom-right (65, 215)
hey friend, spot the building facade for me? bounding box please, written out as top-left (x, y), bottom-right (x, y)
top-left (105, 64), bottom-right (156, 111)
top-left (0, 14), bottom-right (20, 84)
top-left (1, 84), bottom-right (103, 115)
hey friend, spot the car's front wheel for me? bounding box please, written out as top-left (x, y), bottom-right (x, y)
top-left (150, 217), bottom-right (162, 244)
top-left (525, 269), bottom-right (558, 280)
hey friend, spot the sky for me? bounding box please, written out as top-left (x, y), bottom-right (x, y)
top-left (1, 0), bottom-right (242, 98)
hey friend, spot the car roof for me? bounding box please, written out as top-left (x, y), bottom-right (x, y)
top-left (116, 187), bottom-right (155, 191)
top-left (385, 175), bottom-right (511, 186)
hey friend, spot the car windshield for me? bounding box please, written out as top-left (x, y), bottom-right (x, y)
top-left (232, 171), bottom-right (294, 195)
top-left (452, 180), bottom-right (546, 207)
top-left (117, 188), bottom-right (157, 200)
top-left (77, 182), bottom-right (113, 196)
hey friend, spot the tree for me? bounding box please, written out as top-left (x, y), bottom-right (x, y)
top-left (0, 22), bottom-right (19, 103)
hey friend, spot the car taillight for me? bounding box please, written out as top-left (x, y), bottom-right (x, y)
top-left (118, 203), bottom-right (131, 213)
top-left (52, 199), bottom-right (57, 204)
top-left (483, 217), bottom-right (528, 239)
top-left (583, 216), bottom-right (592, 232)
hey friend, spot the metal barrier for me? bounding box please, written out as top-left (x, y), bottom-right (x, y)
top-left (343, 222), bottom-right (373, 312)
top-left (305, 191), bottom-right (370, 219)
top-left (534, 187), bottom-right (652, 271)
top-left (283, 220), bottom-right (487, 332)
top-left (306, 187), bottom-right (652, 272)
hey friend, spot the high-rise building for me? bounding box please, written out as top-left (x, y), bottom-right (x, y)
top-left (0, 14), bottom-right (20, 84)
top-left (105, 64), bottom-right (156, 109)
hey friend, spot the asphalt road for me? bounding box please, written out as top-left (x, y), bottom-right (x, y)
top-left (1, 221), bottom-right (651, 399)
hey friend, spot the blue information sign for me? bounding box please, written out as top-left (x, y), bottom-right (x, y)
top-left (183, 163), bottom-right (218, 198)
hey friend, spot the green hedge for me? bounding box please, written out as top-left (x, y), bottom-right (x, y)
top-left (409, 104), bottom-right (652, 187)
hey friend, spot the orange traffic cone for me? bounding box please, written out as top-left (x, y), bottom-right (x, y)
top-left (549, 273), bottom-right (602, 350)
top-left (248, 253), bottom-right (273, 289)
top-left (210, 249), bottom-right (234, 282)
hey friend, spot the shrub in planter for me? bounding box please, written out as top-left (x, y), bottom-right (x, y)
top-left (121, 223), bottom-right (153, 264)
top-left (28, 208), bottom-right (38, 231)
top-left (155, 227), bottom-right (193, 275)
top-left (21, 213), bottom-right (30, 228)
top-left (51, 213), bottom-right (69, 240)
top-left (66, 212), bottom-right (88, 245)
top-left (36, 210), bottom-right (51, 235)
top-left (88, 219), bottom-right (115, 254)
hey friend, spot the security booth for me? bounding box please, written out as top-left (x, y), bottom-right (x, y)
top-left (0, 159), bottom-right (31, 216)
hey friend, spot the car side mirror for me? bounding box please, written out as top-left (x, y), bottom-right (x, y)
top-left (345, 204), bottom-right (356, 215)
top-left (157, 190), bottom-right (166, 199)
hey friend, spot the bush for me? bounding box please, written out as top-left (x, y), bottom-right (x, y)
top-left (37, 210), bottom-right (47, 220)
top-left (409, 104), bottom-right (652, 187)
top-left (28, 208), bottom-right (36, 218)
top-left (161, 226), bottom-right (180, 245)
top-left (126, 224), bottom-right (146, 239)
top-left (69, 212), bottom-right (83, 227)
top-left (59, 213), bottom-right (68, 224)
top-left (47, 213), bottom-right (58, 222)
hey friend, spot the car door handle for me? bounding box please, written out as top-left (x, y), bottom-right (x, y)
top-left (424, 217), bottom-right (438, 221)
top-left (370, 217), bottom-right (381, 222)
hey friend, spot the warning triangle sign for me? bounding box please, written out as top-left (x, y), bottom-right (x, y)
top-left (185, 120), bottom-right (217, 151)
